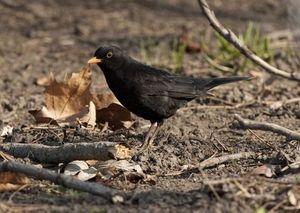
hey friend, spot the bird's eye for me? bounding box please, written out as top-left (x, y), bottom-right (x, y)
top-left (106, 51), bottom-right (113, 58)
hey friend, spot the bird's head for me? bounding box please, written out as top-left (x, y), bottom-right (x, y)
top-left (87, 45), bottom-right (126, 70)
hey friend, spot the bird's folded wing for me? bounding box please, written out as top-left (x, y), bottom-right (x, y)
top-left (142, 75), bottom-right (209, 100)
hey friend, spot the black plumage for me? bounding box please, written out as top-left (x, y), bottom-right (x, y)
top-left (88, 45), bottom-right (250, 151)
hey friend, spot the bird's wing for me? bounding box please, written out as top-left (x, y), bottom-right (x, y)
top-left (138, 68), bottom-right (207, 100)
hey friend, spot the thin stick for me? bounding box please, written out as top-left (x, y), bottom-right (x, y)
top-left (197, 0), bottom-right (300, 81)
top-left (163, 152), bottom-right (256, 176)
top-left (198, 151), bottom-right (256, 170)
top-left (0, 161), bottom-right (117, 200)
top-left (234, 114), bottom-right (300, 141)
top-left (0, 142), bottom-right (130, 163)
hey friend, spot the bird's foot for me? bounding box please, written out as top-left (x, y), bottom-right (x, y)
top-left (132, 138), bottom-right (152, 160)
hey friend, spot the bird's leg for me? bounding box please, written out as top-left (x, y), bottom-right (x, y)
top-left (142, 122), bottom-right (157, 147)
top-left (139, 122), bottom-right (157, 151)
top-left (147, 121), bottom-right (163, 147)
top-left (139, 121), bottom-right (163, 153)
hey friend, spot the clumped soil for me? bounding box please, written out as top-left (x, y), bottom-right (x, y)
top-left (1, 1), bottom-right (300, 212)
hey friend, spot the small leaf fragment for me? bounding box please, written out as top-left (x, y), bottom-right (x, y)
top-left (64, 160), bottom-right (89, 176)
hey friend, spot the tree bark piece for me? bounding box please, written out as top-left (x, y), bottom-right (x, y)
top-left (0, 142), bottom-right (131, 164)
top-left (198, 0), bottom-right (300, 81)
top-left (234, 114), bottom-right (300, 141)
top-left (0, 161), bottom-right (117, 200)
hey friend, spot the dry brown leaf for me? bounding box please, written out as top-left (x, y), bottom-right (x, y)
top-left (93, 92), bottom-right (133, 129)
top-left (30, 66), bottom-right (94, 126)
top-left (36, 76), bottom-right (51, 86)
top-left (249, 164), bottom-right (274, 177)
top-left (92, 92), bottom-right (119, 109)
top-left (97, 103), bottom-right (133, 130)
top-left (44, 66), bottom-right (91, 118)
top-left (97, 160), bottom-right (144, 182)
top-left (31, 66), bottom-right (132, 130)
top-left (108, 144), bottom-right (132, 159)
top-left (0, 171), bottom-right (30, 192)
top-left (63, 101), bottom-right (96, 127)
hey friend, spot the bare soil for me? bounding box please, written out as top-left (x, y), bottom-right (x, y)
top-left (1, 0), bottom-right (300, 212)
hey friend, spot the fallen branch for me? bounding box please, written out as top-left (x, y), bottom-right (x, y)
top-left (0, 161), bottom-right (117, 200)
top-left (165, 151), bottom-right (256, 176)
top-left (0, 142), bottom-right (131, 164)
top-left (234, 114), bottom-right (300, 141)
top-left (197, 0), bottom-right (300, 81)
top-left (198, 151), bottom-right (256, 170)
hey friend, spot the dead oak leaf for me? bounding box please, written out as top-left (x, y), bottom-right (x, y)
top-left (44, 66), bottom-right (92, 119)
top-left (0, 171), bottom-right (31, 192)
top-left (30, 66), bottom-right (95, 127)
top-left (31, 66), bottom-right (132, 129)
top-left (97, 103), bottom-right (133, 130)
top-left (93, 92), bottom-right (133, 130)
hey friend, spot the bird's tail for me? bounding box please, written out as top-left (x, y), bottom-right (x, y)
top-left (201, 76), bottom-right (251, 91)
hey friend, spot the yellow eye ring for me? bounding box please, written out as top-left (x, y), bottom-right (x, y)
top-left (106, 51), bottom-right (113, 58)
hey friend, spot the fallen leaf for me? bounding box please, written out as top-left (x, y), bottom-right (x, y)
top-left (1, 125), bottom-right (13, 137)
top-left (92, 92), bottom-right (119, 109)
top-left (97, 160), bottom-right (144, 182)
top-left (250, 164), bottom-right (274, 177)
top-left (64, 101), bottom-right (96, 127)
top-left (112, 195), bottom-right (124, 204)
top-left (85, 160), bottom-right (99, 166)
top-left (108, 144), bottom-right (132, 159)
top-left (0, 171), bottom-right (30, 192)
top-left (269, 101), bottom-right (283, 110)
top-left (31, 66), bottom-right (132, 130)
top-left (77, 167), bottom-right (97, 181)
top-left (36, 76), bottom-right (51, 86)
top-left (97, 103), bottom-right (133, 130)
top-left (63, 160), bottom-right (89, 176)
top-left (30, 66), bottom-right (94, 127)
top-left (45, 67), bottom-right (93, 119)
top-left (288, 190), bottom-right (298, 206)
top-left (179, 33), bottom-right (202, 53)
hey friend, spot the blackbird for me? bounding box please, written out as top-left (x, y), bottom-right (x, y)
top-left (88, 45), bottom-right (250, 152)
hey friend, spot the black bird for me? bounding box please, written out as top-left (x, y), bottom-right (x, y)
top-left (88, 45), bottom-right (249, 152)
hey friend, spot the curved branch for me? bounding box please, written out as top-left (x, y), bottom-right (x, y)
top-left (198, 0), bottom-right (300, 81)
top-left (0, 161), bottom-right (117, 200)
top-left (234, 114), bottom-right (300, 141)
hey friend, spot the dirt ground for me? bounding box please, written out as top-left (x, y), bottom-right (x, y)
top-left (1, 0), bottom-right (300, 212)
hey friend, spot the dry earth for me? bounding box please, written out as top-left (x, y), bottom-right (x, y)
top-left (1, 0), bottom-right (300, 212)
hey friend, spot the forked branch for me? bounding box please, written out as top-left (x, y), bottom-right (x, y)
top-left (198, 0), bottom-right (300, 81)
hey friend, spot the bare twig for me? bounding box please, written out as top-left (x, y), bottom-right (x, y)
top-left (198, 152), bottom-right (256, 170)
top-left (197, 0), bottom-right (300, 81)
top-left (268, 97), bottom-right (300, 110)
top-left (234, 114), bottom-right (300, 141)
top-left (0, 161), bottom-right (117, 200)
top-left (164, 151), bottom-right (256, 176)
top-left (0, 142), bottom-right (131, 163)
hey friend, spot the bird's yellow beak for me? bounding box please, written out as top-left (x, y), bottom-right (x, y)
top-left (88, 57), bottom-right (102, 64)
